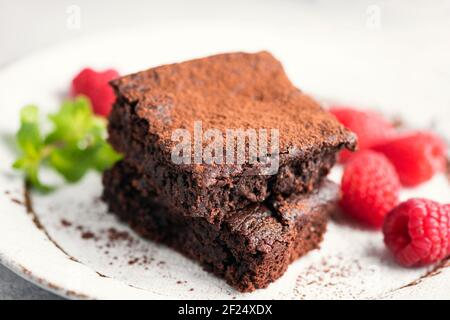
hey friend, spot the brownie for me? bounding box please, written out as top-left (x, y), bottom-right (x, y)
top-left (102, 161), bottom-right (339, 292)
top-left (108, 51), bottom-right (355, 222)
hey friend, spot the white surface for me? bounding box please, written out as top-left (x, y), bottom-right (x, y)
top-left (0, 0), bottom-right (449, 299)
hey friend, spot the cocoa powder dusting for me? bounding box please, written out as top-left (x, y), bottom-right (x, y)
top-left (110, 51), bottom-right (356, 159)
top-left (293, 255), bottom-right (373, 299)
top-left (17, 187), bottom-right (154, 289)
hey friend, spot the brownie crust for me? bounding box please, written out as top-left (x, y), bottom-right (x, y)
top-left (102, 161), bottom-right (339, 292)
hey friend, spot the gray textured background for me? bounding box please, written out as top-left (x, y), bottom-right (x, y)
top-left (0, 265), bottom-right (60, 299)
top-left (0, 0), bottom-right (448, 299)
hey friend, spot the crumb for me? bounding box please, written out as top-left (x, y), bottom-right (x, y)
top-left (107, 228), bottom-right (131, 242)
top-left (10, 198), bottom-right (23, 205)
top-left (391, 116), bottom-right (404, 129)
top-left (60, 219), bottom-right (72, 227)
top-left (81, 231), bottom-right (95, 240)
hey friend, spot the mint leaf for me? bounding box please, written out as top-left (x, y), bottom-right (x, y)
top-left (12, 97), bottom-right (122, 191)
top-left (92, 142), bottom-right (123, 171)
top-left (48, 146), bottom-right (92, 182)
top-left (13, 106), bottom-right (53, 191)
top-left (13, 157), bottom-right (52, 192)
top-left (17, 105), bottom-right (43, 155)
top-left (46, 97), bottom-right (121, 182)
top-left (46, 96), bottom-right (98, 144)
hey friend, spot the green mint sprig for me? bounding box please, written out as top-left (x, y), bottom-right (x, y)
top-left (12, 96), bottom-right (122, 192)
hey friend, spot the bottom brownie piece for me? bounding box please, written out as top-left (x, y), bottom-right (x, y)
top-left (102, 161), bottom-right (339, 292)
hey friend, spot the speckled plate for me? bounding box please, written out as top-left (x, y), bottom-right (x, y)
top-left (0, 15), bottom-right (449, 299)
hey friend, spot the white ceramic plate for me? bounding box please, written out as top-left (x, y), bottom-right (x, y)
top-left (0, 14), bottom-right (449, 299)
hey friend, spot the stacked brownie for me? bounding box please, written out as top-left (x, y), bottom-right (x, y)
top-left (103, 51), bottom-right (356, 291)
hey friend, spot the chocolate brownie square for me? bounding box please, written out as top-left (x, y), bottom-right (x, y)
top-left (102, 161), bottom-right (339, 292)
top-left (108, 51), bottom-right (355, 222)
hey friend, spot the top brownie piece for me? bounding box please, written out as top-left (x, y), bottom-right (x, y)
top-left (108, 51), bottom-right (355, 221)
top-left (110, 51), bottom-right (355, 155)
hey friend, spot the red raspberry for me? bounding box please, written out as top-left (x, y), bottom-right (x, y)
top-left (373, 132), bottom-right (447, 187)
top-left (330, 107), bottom-right (397, 162)
top-left (446, 204), bottom-right (450, 255)
top-left (340, 150), bottom-right (400, 228)
top-left (71, 68), bottom-right (119, 117)
top-left (383, 198), bottom-right (450, 267)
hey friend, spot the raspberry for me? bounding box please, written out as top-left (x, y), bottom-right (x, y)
top-left (383, 198), bottom-right (450, 267)
top-left (373, 132), bottom-right (447, 187)
top-left (446, 204), bottom-right (450, 255)
top-left (340, 150), bottom-right (400, 228)
top-left (329, 107), bottom-right (397, 162)
top-left (71, 68), bottom-right (119, 117)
